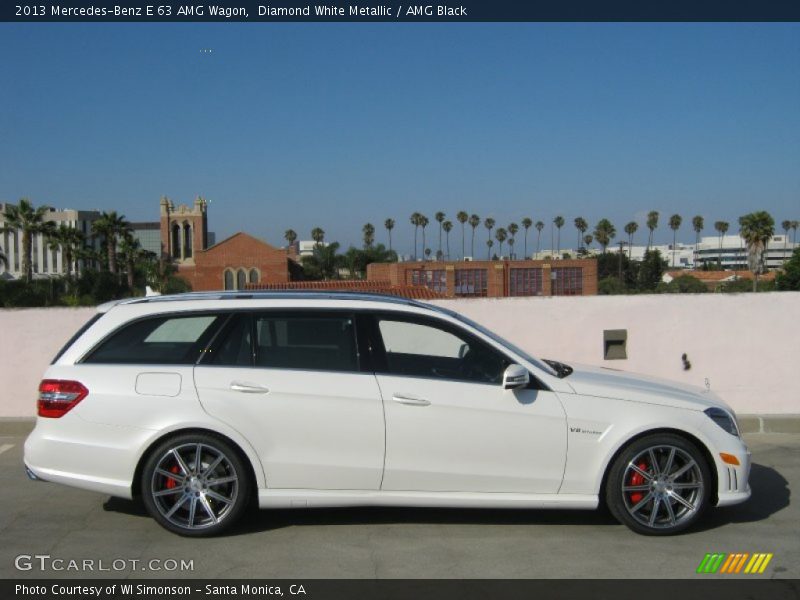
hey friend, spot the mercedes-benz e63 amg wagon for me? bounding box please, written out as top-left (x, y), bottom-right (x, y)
top-left (25, 291), bottom-right (751, 536)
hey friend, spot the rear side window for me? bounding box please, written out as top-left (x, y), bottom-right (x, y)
top-left (51, 313), bottom-right (103, 364)
top-left (83, 314), bottom-right (223, 365)
top-left (208, 313), bottom-right (359, 373)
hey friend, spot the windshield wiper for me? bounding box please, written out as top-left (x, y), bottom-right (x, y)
top-left (543, 359), bottom-right (573, 378)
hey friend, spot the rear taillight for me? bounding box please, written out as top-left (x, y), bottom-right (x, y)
top-left (37, 380), bottom-right (88, 418)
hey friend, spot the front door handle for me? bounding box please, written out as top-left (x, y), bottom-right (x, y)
top-left (230, 381), bottom-right (270, 394)
top-left (393, 394), bottom-right (431, 407)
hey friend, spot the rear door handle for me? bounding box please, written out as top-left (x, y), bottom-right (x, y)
top-left (393, 394), bottom-right (430, 407)
top-left (230, 381), bottom-right (270, 394)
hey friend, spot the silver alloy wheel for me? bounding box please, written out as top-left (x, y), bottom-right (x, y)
top-left (621, 444), bottom-right (704, 530)
top-left (150, 442), bottom-right (239, 531)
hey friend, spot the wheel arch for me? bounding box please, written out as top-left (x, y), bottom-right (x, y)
top-left (598, 427), bottom-right (719, 508)
top-left (131, 427), bottom-right (261, 502)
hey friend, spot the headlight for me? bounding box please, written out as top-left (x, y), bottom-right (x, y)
top-left (704, 407), bottom-right (740, 437)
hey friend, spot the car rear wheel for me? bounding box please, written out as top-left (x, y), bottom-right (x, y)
top-left (606, 433), bottom-right (711, 535)
top-left (141, 433), bottom-right (250, 536)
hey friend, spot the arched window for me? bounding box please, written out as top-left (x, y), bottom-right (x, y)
top-left (249, 269), bottom-right (260, 284)
top-left (236, 269), bottom-right (246, 290)
top-left (223, 270), bottom-right (234, 290)
top-left (171, 223), bottom-right (181, 259)
top-left (183, 223), bottom-right (193, 259)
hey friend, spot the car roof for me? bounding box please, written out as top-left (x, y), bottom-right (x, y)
top-left (97, 290), bottom-right (436, 313)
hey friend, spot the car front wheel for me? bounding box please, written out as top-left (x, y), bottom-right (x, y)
top-left (141, 433), bottom-right (250, 536)
top-left (606, 433), bottom-right (711, 535)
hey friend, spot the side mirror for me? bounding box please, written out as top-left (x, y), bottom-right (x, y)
top-left (502, 364), bottom-right (529, 390)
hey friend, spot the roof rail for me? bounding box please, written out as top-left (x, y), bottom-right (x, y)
top-left (118, 289), bottom-right (433, 309)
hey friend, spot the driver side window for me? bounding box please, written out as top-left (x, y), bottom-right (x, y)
top-left (375, 317), bottom-right (508, 384)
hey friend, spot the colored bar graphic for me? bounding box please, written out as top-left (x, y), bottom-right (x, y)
top-left (698, 553), bottom-right (772, 574)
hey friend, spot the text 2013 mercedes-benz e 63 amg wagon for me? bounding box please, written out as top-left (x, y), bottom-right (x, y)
top-left (24, 291), bottom-right (750, 536)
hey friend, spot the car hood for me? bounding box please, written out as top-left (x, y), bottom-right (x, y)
top-left (561, 363), bottom-right (731, 412)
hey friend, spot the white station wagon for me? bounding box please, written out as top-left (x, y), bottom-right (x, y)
top-left (24, 291), bottom-right (751, 536)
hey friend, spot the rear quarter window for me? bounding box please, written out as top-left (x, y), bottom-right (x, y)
top-left (82, 314), bottom-right (223, 365)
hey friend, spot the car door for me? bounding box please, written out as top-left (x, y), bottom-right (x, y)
top-left (367, 313), bottom-right (567, 494)
top-left (193, 311), bottom-right (385, 490)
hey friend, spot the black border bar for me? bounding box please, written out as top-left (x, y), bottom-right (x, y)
top-left (3, 0), bottom-right (800, 22)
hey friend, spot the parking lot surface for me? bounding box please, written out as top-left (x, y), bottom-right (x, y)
top-left (0, 431), bottom-right (797, 579)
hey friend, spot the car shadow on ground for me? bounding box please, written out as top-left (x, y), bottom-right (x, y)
top-left (102, 462), bottom-right (788, 536)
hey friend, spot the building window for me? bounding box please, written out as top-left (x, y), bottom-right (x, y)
top-left (249, 269), bottom-right (260, 284)
top-left (552, 267), bottom-right (583, 296)
top-left (409, 269), bottom-right (447, 294)
top-left (237, 269), bottom-right (246, 290)
top-left (13, 231), bottom-right (19, 270)
top-left (223, 270), bottom-right (234, 290)
top-left (183, 223), bottom-right (192, 259)
top-left (171, 223), bottom-right (181, 259)
top-left (32, 234), bottom-right (39, 273)
top-left (509, 268), bottom-right (543, 296)
top-left (454, 269), bottom-right (488, 297)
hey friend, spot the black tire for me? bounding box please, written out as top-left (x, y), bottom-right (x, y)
top-left (605, 433), bottom-right (711, 535)
top-left (141, 432), bottom-right (251, 537)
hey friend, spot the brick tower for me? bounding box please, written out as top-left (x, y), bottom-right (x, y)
top-left (160, 196), bottom-right (209, 264)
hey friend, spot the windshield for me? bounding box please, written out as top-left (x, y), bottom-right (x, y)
top-left (435, 307), bottom-right (560, 378)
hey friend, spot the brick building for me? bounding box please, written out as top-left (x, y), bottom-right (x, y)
top-left (367, 259), bottom-right (598, 297)
top-left (160, 197), bottom-right (296, 291)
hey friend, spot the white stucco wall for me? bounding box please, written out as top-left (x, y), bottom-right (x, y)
top-left (0, 293), bottom-right (797, 417)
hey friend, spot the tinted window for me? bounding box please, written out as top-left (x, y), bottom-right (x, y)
top-left (208, 315), bottom-right (252, 366)
top-left (376, 317), bottom-right (507, 384)
top-left (84, 314), bottom-right (222, 365)
top-left (208, 313), bottom-right (359, 373)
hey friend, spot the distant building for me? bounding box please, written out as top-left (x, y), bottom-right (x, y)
top-left (367, 258), bottom-right (598, 298)
top-left (158, 197), bottom-right (298, 291)
top-left (128, 222), bottom-right (162, 256)
top-left (694, 234), bottom-right (795, 270)
top-left (0, 202), bottom-right (103, 279)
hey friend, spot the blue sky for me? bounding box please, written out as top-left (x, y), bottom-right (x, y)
top-left (1, 23), bottom-right (798, 252)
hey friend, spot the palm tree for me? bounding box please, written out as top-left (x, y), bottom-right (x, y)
top-left (435, 212), bottom-right (445, 259)
top-left (484, 218), bottom-right (495, 257)
top-left (362, 222), bottom-right (375, 249)
top-left (456, 211), bottom-right (469, 260)
top-left (535, 221), bottom-right (544, 255)
top-left (507, 222), bottom-right (519, 259)
top-left (739, 211), bottom-right (775, 291)
top-left (714, 221), bottom-right (729, 267)
top-left (442, 220), bottom-right (453, 260)
top-left (46, 224), bottom-right (85, 280)
top-left (119, 232), bottom-right (144, 290)
top-left (691, 215), bottom-right (704, 268)
top-left (384, 218), bottom-right (395, 252)
top-left (791, 220), bottom-right (799, 248)
top-left (646, 210), bottom-right (660, 251)
top-left (311, 227), bottom-right (325, 246)
top-left (521, 217), bottom-right (533, 259)
top-left (409, 212), bottom-right (422, 260)
top-left (284, 229), bottom-right (297, 249)
top-left (2, 198), bottom-right (56, 283)
top-left (419, 215), bottom-right (429, 261)
top-left (553, 216), bottom-right (565, 256)
top-left (583, 234), bottom-right (593, 250)
top-left (624, 221), bottom-right (638, 259)
top-left (782, 220), bottom-right (792, 262)
top-left (594, 219), bottom-right (616, 254)
top-left (668, 214), bottom-right (682, 268)
top-left (92, 211), bottom-right (130, 275)
top-left (495, 227), bottom-right (508, 258)
top-left (468, 214), bottom-right (480, 259)
top-left (486, 239), bottom-right (494, 259)
top-left (574, 217), bottom-right (588, 254)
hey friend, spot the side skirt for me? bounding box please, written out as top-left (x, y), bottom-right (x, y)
top-left (257, 489), bottom-right (598, 510)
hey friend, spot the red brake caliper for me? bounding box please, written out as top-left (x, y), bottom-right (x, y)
top-left (165, 464), bottom-right (181, 489)
top-left (628, 461), bottom-right (649, 504)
